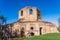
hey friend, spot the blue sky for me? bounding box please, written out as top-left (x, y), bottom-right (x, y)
top-left (0, 0), bottom-right (60, 27)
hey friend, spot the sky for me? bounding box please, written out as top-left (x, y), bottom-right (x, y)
top-left (0, 0), bottom-right (60, 27)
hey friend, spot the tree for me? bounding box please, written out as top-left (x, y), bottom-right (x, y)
top-left (58, 17), bottom-right (60, 27)
top-left (0, 16), bottom-right (6, 40)
top-left (58, 17), bottom-right (60, 32)
top-left (0, 16), bottom-right (6, 25)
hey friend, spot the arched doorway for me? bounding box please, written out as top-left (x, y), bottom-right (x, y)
top-left (30, 32), bottom-right (34, 36)
top-left (39, 27), bottom-right (42, 35)
top-left (20, 28), bottom-right (25, 37)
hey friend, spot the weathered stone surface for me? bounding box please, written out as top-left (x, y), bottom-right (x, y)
top-left (7, 7), bottom-right (59, 37)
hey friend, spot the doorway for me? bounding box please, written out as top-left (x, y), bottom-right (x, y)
top-left (20, 28), bottom-right (25, 37)
top-left (39, 27), bottom-right (42, 35)
top-left (30, 32), bottom-right (34, 36)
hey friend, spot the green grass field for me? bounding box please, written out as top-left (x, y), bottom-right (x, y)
top-left (14, 33), bottom-right (60, 40)
top-left (24, 33), bottom-right (60, 40)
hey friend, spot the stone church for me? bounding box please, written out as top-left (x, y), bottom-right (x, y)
top-left (7, 7), bottom-right (58, 37)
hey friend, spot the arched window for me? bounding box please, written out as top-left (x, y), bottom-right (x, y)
top-left (30, 9), bottom-right (33, 14)
top-left (21, 10), bottom-right (23, 16)
top-left (30, 27), bottom-right (34, 30)
top-left (38, 13), bottom-right (40, 16)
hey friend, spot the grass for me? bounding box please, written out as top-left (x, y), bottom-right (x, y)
top-left (14, 33), bottom-right (60, 40)
top-left (13, 38), bottom-right (20, 40)
top-left (24, 33), bottom-right (60, 40)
